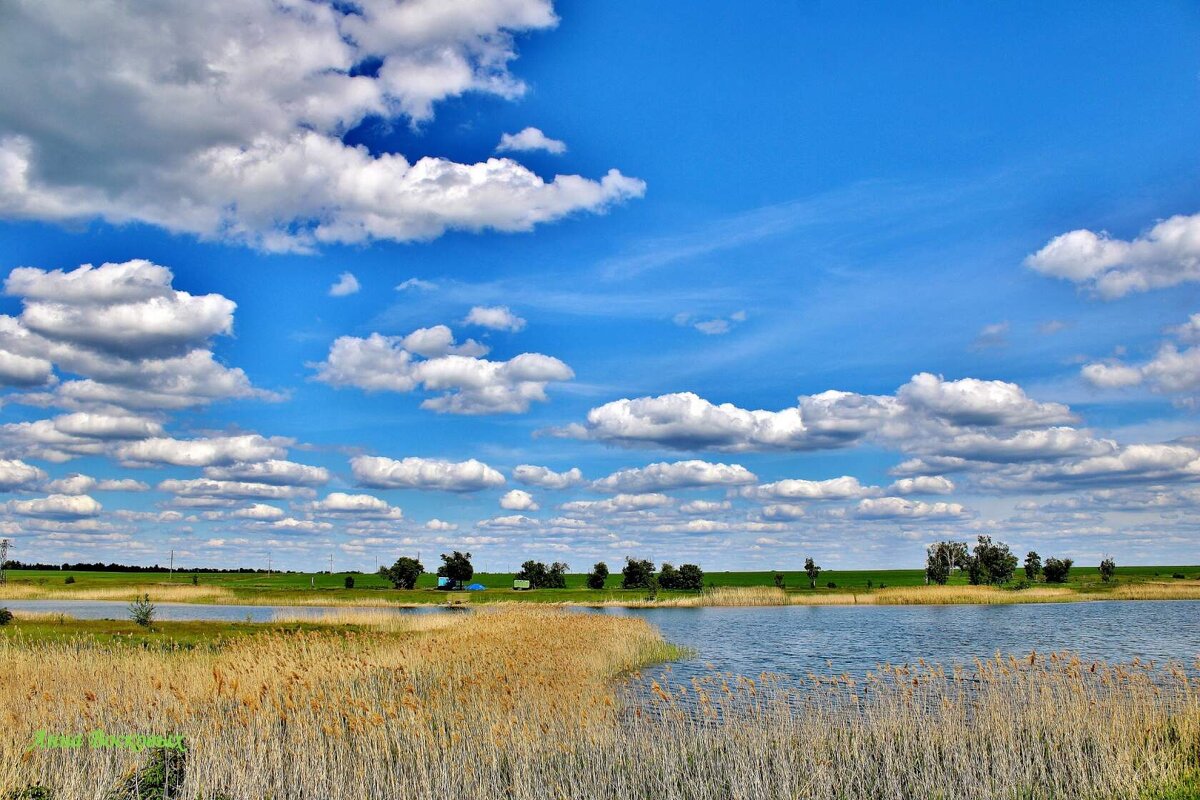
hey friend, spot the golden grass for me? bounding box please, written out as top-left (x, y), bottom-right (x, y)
top-left (0, 584), bottom-right (239, 604)
top-left (1104, 581), bottom-right (1200, 601)
top-left (268, 608), bottom-right (460, 633)
top-left (0, 607), bottom-right (1196, 799)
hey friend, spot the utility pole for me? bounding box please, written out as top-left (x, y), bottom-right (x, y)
top-left (0, 539), bottom-right (9, 585)
top-left (267, 552), bottom-right (271, 576)
top-left (169, 549), bottom-right (174, 582)
top-left (329, 553), bottom-right (333, 575)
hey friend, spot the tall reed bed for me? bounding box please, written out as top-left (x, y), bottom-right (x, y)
top-left (0, 608), bottom-right (1196, 799)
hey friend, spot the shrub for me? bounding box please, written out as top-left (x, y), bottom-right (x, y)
top-left (773, 572), bottom-right (784, 589)
top-left (191, 574), bottom-right (198, 586)
top-left (127, 594), bottom-right (155, 627)
top-left (866, 579), bottom-right (873, 590)
top-left (585, 562), bottom-right (608, 590)
top-left (1172, 572), bottom-right (1186, 580)
top-left (64, 575), bottom-right (75, 584)
top-left (621, 557), bottom-right (655, 589)
top-left (826, 581), bottom-right (837, 589)
top-left (380, 556), bottom-right (424, 589)
top-left (343, 575), bottom-right (355, 589)
top-left (1099, 557), bottom-right (1116, 583)
top-left (0, 608), bottom-right (12, 626)
top-left (1043, 557), bottom-right (1073, 584)
top-left (4, 786), bottom-right (54, 800)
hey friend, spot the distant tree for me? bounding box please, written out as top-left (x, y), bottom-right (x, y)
top-left (1024, 551), bottom-right (1042, 581)
top-left (965, 536), bottom-right (1018, 586)
top-left (621, 557), bottom-right (655, 589)
top-left (586, 562), bottom-right (609, 590)
top-left (658, 563), bottom-right (680, 590)
top-left (127, 594), bottom-right (156, 627)
top-left (191, 573), bottom-right (199, 586)
top-left (380, 556), bottom-right (424, 589)
top-left (926, 541), bottom-right (969, 585)
top-left (1099, 557), bottom-right (1116, 583)
top-left (1042, 557), bottom-right (1073, 584)
top-left (437, 552), bottom-right (473, 588)
top-left (804, 557), bottom-right (821, 589)
top-left (773, 572), bottom-right (785, 589)
top-left (546, 562), bottom-right (569, 589)
top-left (678, 564), bottom-right (704, 592)
top-left (343, 575), bottom-right (355, 589)
top-left (64, 575), bottom-right (75, 584)
top-left (0, 608), bottom-right (11, 626)
top-left (516, 560), bottom-right (549, 588)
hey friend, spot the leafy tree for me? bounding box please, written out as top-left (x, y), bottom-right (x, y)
top-left (380, 556), bottom-right (424, 589)
top-left (804, 557), bottom-right (821, 589)
top-left (515, 560), bottom-right (569, 589)
top-left (1024, 551), bottom-right (1042, 581)
top-left (965, 536), bottom-right (1018, 586)
top-left (678, 564), bottom-right (704, 592)
top-left (926, 541), bottom-right (969, 585)
top-left (127, 594), bottom-right (156, 627)
top-left (546, 562), bottom-right (569, 589)
top-left (64, 575), bottom-right (75, 584)
top-left (437, 551), bottom-right (473, 588)
top-left (773, 572), bottom-right (784, 589)
top-left (343, 575), bottom-right (355, 589)
top-left (621, 557), bottom-right (655, 589)
top-left (1099, 557), bottom-right (1116, 583)
top-left (586, 562), bottom-right (609, 590)
top-left (658, 563), bottom-right (680, 590)
top-left (1042, 557), bottom-right (1073, 583)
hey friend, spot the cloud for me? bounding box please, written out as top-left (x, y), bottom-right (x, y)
top-left (1081, 314), bottom-right (1200, 399)
top-left (0, 1), bottom-right (644, 251)
top-left (0, 458), bottom-right (47, 491)
top-left (970, 321), bottom-right (1009, 350)
top-left (232, 504), bottom-right (285, 520)
top-left (117, 434), bottom-right (287, 467)
top-left (96, 479), bottom-right (150, 492)
top-left (679, 499), bottom-right (731, 515)
top-left (1026, 212), bottom-right (1200, 299)
top-left (560, 493), bottom-right (673, 514)
top-left (887, 475), bottom-right (955, 495)
top-left (477, 514), bottom-right (540, 529)
top-left (673, 310), bottom-right (747, 336)
top-left (0, 260), bottom-right (271, 411)
top-left (157, 479), bottom-right (315, 501)
top-left (744, 476), bottom-right (878, 501)
top-left (851, 497), bottom-right (970, 520)
top-left (203, 460), bottom-right (330, 487)
top-left (496, 127), bottom-right (566, 154)
top-left (464, 305), bottom-right (526, 332)
top-left (425, 518), bottom-right (458, 531)
top-left (978, 443), bottom-right (1200, 491)
top-left (512, 464), bottom-right (585, 490)
top-left (761, 503), bottom-right (807, 521)
top-left (309, 492), bottom-right (403, 519)
top-left (351, 455), bottom-right (505, 492)
top-left (8, 493), bottom-right (101, 518)
top-left (312, 329), bottom-right (572, 414)
top-left (593, 460), bottom-right (757, 492)
top-left (499, 489), bottom-right (539, 511)
top-left (328, 272), bottom-right (360, 297)
top-left (395, 278), bottom-right (437, 292)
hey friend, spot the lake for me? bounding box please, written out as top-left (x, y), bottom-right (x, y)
top-left (4, 598), bottom-right (1197, 678)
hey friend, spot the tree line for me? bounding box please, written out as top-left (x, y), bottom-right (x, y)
top-left (926, 537), bottom-right (1116, 585)
top-left (377, 552), bottom-right (706, 592)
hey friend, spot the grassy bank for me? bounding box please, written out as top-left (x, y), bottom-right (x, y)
top-left (0, 608), bottom-right (1196, 799)
top-left (2, 569), bottom-right (1199, 608)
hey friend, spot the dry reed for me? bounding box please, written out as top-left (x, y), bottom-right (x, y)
top-left (0, 607), bottom-right (1196, 799)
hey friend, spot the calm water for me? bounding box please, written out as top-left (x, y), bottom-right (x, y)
top-left (4, 598), bottom-right (1198, 679)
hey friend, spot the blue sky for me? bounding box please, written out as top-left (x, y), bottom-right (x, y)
top-left (0, 0), bottom-right (1198, 571)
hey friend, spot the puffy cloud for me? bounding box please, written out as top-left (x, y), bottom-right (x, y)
top-left (310, 492), bottom-right (403, 519)
top-left (1082, 314), bottom-right (1200, 399)
top-left (496, 127), bottom-right (566, 154)
top-left (851, 497), bottom-right (970, 520)
top-left (744, 476), bottom-right (879, 502)
top-left (425, 518), bottom-right (458, 531)
top-left (0, 458), bottom-right (46, 491)
top-left (560, 493), bottom-right (673, 514)
top-left (0, 260), bottom-right (269, 410)
top-left (203, 460), bottom-right (330, 487)
top-left (512, 464), bottom-right (585, 489)
top-left (328, 272), bottom-right (360, 297)
top-left (592, 460), bottom-right (757, 492)
top-left (95, 479), bottom-right (150, 492)
top-left (464, 305), bottom-right (526, 332)
top-left (895, 373), bottom-right (1074, 428)
top-left (980, 443), bottom-right (1200, 490)
top-left (8, 493), bottom-right (101, 518)
top-left (312, 329), bottom-right (572, 414)
top-left (271, 518), bottom-right (333, 534)
top-left (158, 479), bottom-right (315, 500)
top-left (761, 503), bottom-right (807, 521)
top-left (679, 499), bottom-right (731, 515)
top-left (44, 473), bottom-right (97, 495)
top-left (1026, 212), bottom-right (1200, 298)
top-left (0, 412), bottom-right (166, 462)
top-left (499, 489), bottom-right (539, 511)
top-left (117, 434), bottom-right (287, 467)
top-left (0, 1), bottom-right (644, 250)
top-left (232, 504), bottom-right (285, 520)
top-left (477, 514), bottom-right (540, 529)
top-left (934, 428), bottom-right (1115, 463)
top-left (351, 455), bottom-right (505, 492)
top-left (887, 476), bottom-right (955, 495)
top-left (1082, 362), bottom-right (1145, 389)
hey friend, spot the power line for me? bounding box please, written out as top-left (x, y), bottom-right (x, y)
top-left (0, 539), bottom-right (9, 585)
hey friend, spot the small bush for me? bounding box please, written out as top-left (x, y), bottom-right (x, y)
top-left (0, 608), bottom-right (12, 626)
top-left (866, 579), bottom-right (873, 589)
top-left (826, 581), bottom-right (837, 589)
top-left (344, 575), bottom-right (355, 589)
top-left (1173, 572), bottom-right (1186, 580)
top-left (5, 786), bottom-right (54, 800)
top-left (879, 583), bottom-right (887, 589)
top-left (127, 594), bottom-right (155, 628)
top-left (64, 575), bottom-right (75, 584)
top-left (773, 572), bottom-right (784, 589)
top-left (191, 574), bottom-right (198, 586)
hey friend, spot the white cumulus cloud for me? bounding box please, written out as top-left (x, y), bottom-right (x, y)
top-left (496, 127), bottom-right (566, 154)
top-left (351, 455), bottom-right (506, 492)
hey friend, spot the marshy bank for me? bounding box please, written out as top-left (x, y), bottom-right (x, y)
top-left (1, 606), bottom-right (1198, 799)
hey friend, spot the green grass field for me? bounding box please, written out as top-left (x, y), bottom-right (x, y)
top-left (2, 564), bottom-right (1197, 606)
